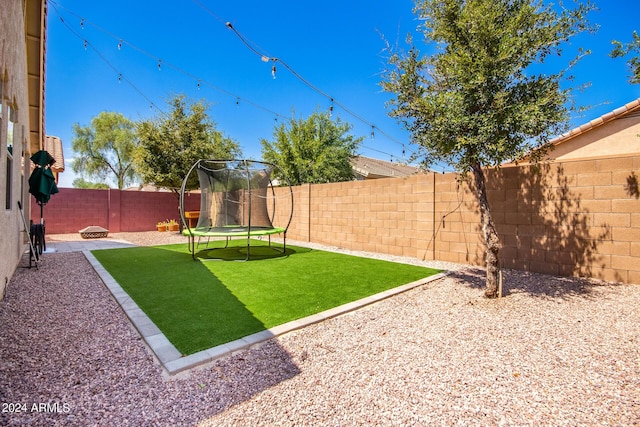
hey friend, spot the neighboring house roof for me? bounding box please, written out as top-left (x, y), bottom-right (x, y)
top-left (124, 184), bottom-right (172, 192)
top-left (44, 135), bottom-right (65, 173)
top-left (545, 97), bottom-right (640, 160)
top-left (351, 156), bottom-right (421, 179)
top-left (550, 98), bottom-right (640, 146)
top-left (508, 97), bottom-right (640, 165)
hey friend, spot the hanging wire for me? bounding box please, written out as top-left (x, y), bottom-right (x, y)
top-left (48, 0), bottom-right (411, 163)
top-left (217, 11), bottom-right (418, 160)
top-left (48, 0), bottom-right (287, 122)
top-left (49, 2), bottom-right (161, 112)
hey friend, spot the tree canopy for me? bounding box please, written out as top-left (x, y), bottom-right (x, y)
top-left (71, 111), bottom-right (138, 189)
top-left (611, 31), bottom-right (640, 84)
top-left (135, 95), bottom-right (241, 193)
top-left (260, 111), bottom-right (363, 185)
top-left (383, 0), bottom-right (594, 297)
top-left (72, 177), bottom-right (109, 189)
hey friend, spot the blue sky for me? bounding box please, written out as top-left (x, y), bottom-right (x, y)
top-left (46, 0), bottom-right (640, 188)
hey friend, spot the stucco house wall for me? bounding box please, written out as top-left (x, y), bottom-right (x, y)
top-left (547, 98), bottom-right (640, 160)
top-left (0, 0), bottom-right (45, 299)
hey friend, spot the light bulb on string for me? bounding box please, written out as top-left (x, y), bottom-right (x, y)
top-left (236, 97), bottom-right (239, 106)
top-left (68, 12), bottom-right (412, 159)
top-left (118, 74), bottom-right (122, 83)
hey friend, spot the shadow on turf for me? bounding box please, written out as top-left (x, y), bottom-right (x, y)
top-left (194, 241), bottom-right (309, 261)
top-left (93, 245), bottom-right (278, 353)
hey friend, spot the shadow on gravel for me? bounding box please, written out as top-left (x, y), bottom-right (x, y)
top-left (1, 251), bottom-right (302, 427)
top-left (187, 340), bottom-right (302, 424)
top-left (448, 267), bottom-right (617, 299)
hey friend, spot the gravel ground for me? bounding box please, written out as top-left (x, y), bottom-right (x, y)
top-left (0, 232), bottom-right (639, 426)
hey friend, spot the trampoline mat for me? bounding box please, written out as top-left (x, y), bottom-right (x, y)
top-left (183, 225), bottom-right (286, 237)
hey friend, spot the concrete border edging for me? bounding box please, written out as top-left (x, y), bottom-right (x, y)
top-left (84, 249), bottom-right (449, 376)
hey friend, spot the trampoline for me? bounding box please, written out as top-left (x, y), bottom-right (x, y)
top-left (179, 159), bottom-right (294, 261)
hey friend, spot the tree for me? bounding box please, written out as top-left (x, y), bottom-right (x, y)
top-left (611, 31), bottom-right (640, 84)
top-left (72, 177), bottom-right (109, 189)
top-left (135, 94), bottom-right (241, 194)
top-left (261, 111), bottom-right (363, 185)
top-left (71, 111), bottom-right (139, 189)
top-left (382, 0), bottom-right (594, 297)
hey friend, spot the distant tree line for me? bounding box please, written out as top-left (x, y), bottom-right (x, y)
top-left (71, 94), bottom-right (363, 191)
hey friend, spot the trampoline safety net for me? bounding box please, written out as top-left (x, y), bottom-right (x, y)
top-left (196, 159), bottom-right (274, 231)
top-left (179, 159), bottom-right (293, 260)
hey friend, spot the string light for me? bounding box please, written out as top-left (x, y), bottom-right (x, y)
top-left (220, 17), bottom-right (417, 160)
top-left (49, 2), bottom-right (161, 113)
top-left (50, 7), bottom-right (286, 119)
top-left (49, 0), bottom-right (413, 164)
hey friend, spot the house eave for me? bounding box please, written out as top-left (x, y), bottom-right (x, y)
top-left (26, 0), bottom-right (47, 155)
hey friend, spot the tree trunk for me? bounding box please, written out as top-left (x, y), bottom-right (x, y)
top-left (471, 162), bottom-right (501, 298)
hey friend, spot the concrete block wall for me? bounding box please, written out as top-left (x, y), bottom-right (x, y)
top-left (272, 183), bottom-right (308, 241)
top-left (31, 188), bottom-right (199, 233)
top-left (33, 154), bottom-right (640, 284)
top-left (282, 155), bottom-right (639, 284)
top-left (31, 188), bottom-right (109, 233)
top-left (480, 155), bottom-right (639, 283)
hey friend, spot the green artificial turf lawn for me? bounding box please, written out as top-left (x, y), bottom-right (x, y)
top-left (92, 240), bottom-right (441, 355)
